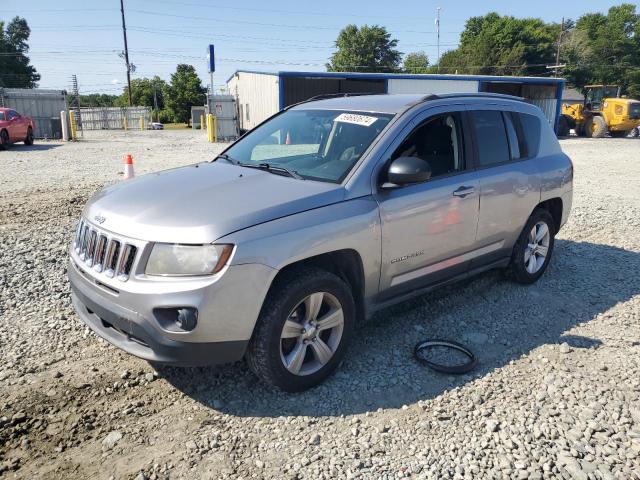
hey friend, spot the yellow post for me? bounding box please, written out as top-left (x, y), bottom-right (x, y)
top-left (212, 116), bottom-right (217, 143)
top-left (123, 116), bottom-right (128, 131)
top-left (69, 111), bottom-right (77, 141)
top-left (200, 114), bottom-right (205, 131)
top-left (206, 114), bottom-right (215, 142)
top-left (139, 116), bottom-right (144, 130)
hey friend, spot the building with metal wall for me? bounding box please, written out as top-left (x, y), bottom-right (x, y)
top-left (0, 88), bottom-right (67, 138)
top-left (227, 71), bottom-right (564, 133)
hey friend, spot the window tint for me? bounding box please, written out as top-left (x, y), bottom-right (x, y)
top-left (517, 113), bottom-right (541, 158)
top-left (470, 111), bottom-right (510, 167)
top-left (392, 113), bottom-right (464, 178)
top-left (503, 112), bottom-right (521, 160)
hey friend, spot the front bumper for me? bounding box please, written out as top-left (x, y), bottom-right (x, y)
top-left (68, 256), bottom-right (277, 366)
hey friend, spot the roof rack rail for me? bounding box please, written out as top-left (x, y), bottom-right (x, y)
top-left (286, 92), bottom-right (386, 109)
top-left (423, 92), bottom-right (525, 102)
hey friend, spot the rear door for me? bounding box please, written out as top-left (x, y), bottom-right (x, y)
top-left (375, 106), bottom-right (481, 297)
top-left (467, 107), bottom-right (541, 267)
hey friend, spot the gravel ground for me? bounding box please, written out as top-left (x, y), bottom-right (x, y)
top-left (1, 130), bottom-right (639, 480)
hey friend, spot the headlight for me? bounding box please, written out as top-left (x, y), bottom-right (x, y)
top-left (145, 244), bottom-right (233, 276)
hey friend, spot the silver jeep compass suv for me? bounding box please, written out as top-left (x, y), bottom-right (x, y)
top-left (69, 93), bottom-right (573, 391)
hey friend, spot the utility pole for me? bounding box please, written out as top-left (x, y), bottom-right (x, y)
top-left (436, 7), bottom-right (441, 74)
top-left (120, 0), bottom-right (132, 106)
top-left (555, 17), bottom-right (564, 78)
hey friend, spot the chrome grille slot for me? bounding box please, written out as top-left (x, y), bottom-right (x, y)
top-left (74, 221), bottom-right (84, 251)
top-left (79, 225), bottom-right (90, 260)
top-left (93, 235), bottom-right (108, 272)
top-left (116, 244), bottom-right (137, 281)
top-left (104, 240), bottom-right (121, 278)
top-left (85, 230), bottom-right (97, 266)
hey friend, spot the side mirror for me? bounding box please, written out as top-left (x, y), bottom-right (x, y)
top-left (381, 156), bottom-right (431, 189)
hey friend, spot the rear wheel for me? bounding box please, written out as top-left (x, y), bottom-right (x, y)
top-left (507, 209), bottom-right (555, 284)
top-left (610, 130), bottom-right (630, 138)
top-left (584, 116), bottom-right (607, 138)
top-left (0, 130), bottom-right (9, 150)
top-left (24, 127), bottom-right (34, 145)
top-left (246, 267), bottom-right (355, 392)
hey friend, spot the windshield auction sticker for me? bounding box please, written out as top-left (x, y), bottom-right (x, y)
top-left (334, 113), bottom-right (378, 127)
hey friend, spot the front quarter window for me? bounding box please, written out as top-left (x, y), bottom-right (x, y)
top-left (223, 109), bottom-right (392, 183)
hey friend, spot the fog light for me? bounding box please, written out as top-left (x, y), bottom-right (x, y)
top-left (176, 308), bottom-right (197, 331)
top-left (154, 307), bottom-right (198, 332)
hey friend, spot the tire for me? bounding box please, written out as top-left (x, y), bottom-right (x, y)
top-left (507, 208), bottom-right (555, 284)
top-left (24, 127), bottom-right (34, 145)
top-left (246, 267), bottom-right (355, 392)
top-left (584, 116), bottom-right (607, 138)
top-left (0, 130), bottom-right (9, 150)
top-left (610, 130), bottom-right (630, 138)
top-left (557, 115), bottom-right (570, 137)
top-left (631, 127), bottom-right (639, 138)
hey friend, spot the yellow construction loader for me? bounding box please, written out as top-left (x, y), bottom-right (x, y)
top-left (559, 85), bottom-right (640, 138)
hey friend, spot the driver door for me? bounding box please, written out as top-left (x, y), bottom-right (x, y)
top-left (374, 107), bottom-right (480, 298)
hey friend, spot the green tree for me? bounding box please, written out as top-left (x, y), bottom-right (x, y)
top-left (327, 25), bottom-right (402, 72)
top-left (67, 93), bottom-right (118, 108)
top-left (0, 16), bottom-right (40, 88)
top-left (437, 12), bottom-right (557, 76)
top-left (115, 76), bottom-right (168, 110)
top-left (562, 4), bottom-right (640, 97)
top-left (403, 51), bottom-right (430, 73)
top-left (164, 64), bottom-right (206, 124)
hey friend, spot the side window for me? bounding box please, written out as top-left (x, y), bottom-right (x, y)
top-left (503, 112), bottom-right (521, 160)
top-left (392, 113), bottom-right (464, 178)
top-left (470, 110), bottom-right (510, 167)
top-left (0, 111), bottom-right (4, 121)
top-left (516, 113), bottom-right (541, 158)
top-left (8, 111), bottom-right (17, 120)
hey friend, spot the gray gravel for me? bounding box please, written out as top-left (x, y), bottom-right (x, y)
top-left (1, 130), bottom-right (639, 479)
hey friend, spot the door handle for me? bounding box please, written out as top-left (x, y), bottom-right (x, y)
top-left (452, 186), bottom-right (475, 198)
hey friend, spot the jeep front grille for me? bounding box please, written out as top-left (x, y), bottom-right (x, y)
top-left (74, 220), bottom-right (138, 281)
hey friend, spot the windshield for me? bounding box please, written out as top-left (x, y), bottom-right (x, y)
top-left (222, 109), bottom-right (393, 183)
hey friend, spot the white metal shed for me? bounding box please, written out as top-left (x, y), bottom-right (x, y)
top-left (226, 70), bottom-right (564, 133)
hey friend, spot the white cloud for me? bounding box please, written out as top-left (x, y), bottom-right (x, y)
top-left (111, 79), bottom-right (121, 85)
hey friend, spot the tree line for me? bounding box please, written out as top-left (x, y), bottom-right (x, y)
top-left (3, 2), bottom-right (640, 122)
top-left (328, 3), bottom-right (640, 97)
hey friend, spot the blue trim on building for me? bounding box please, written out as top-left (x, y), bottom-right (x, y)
top-left (225, 69), bottom-right (279, 84)
top-left (554, 80), bottom-right (565, 133)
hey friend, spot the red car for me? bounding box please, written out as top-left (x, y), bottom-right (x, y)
top-left (0, 108), bottom-right (35, 149)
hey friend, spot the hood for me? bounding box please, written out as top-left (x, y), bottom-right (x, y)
top-left (84, 162), bottom-right (345, 243)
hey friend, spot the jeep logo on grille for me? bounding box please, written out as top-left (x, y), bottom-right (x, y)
top-left (94, 215), bottom-right (106, 224)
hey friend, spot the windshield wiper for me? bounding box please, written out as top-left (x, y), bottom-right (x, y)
top-left (214, 155), bottom-right (303, 180)
top-left (239, 162), bottom-right (304, 180)
top-left (213, 153), bottom-right (240, 164)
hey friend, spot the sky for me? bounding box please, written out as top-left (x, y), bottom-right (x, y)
top-left (2, 0), bottom-right (626, 96)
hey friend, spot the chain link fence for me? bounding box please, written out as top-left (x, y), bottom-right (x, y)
top-left (79, 107), bottom-right (152, 130)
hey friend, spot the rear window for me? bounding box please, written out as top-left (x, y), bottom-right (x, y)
top-left (470, 111), bottom-right (510, 167)
top-left (0, 112), bottom-right (4, 121)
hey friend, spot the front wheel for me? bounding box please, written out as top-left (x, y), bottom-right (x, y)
top-left (507, 209), bottom-right (555, 284)
top-left (584, 116), bottom-right (607, 138)
top-left (246, 267), bottom-right (355, 392)
top-left (0, 130), bottom-right (8, 150)
top-left (24, 127), bottom-right (34, 145)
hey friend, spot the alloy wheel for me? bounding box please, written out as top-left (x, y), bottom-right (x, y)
top-left (280, 291), bottom-right (344, 376)
top-left (524, 221), bottom-right (550, 274)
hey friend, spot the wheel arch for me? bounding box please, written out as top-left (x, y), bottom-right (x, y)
top-left (536, 197), bottom-right (563, 234)
top-left (267, 249), bottom-right (366, 323)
